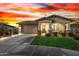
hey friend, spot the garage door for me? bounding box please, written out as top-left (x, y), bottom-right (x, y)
top-left (22, 25), bottom-right (37, 34)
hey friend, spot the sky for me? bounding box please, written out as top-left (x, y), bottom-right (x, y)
top-left (0, 3), bottom-right (79, 26)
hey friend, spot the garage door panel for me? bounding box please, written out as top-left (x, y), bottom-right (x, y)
top-left (22, 25), bottom-right (37, 34)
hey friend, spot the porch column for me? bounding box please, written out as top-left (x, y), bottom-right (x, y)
top-left (37, 23), bottom-right (41, 36)
top-left (18, 24), bottom-right (22, 35)
top-left (63, 23), bottom-right (67, 36)
top-left (65, 23), bottom-right (71, 36)
top-left (49, 21), bottom-right (52, 35)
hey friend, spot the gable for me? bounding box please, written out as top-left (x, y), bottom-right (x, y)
top-left (47, 15), bottom-right (71, 23)
top-left (53, 17), bottom-right (70, 23)
top-left (36, 15), bottom-right (70, 23)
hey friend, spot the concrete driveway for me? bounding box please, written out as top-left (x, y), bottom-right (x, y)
top-left (0, 34), bottom-right (36, 55)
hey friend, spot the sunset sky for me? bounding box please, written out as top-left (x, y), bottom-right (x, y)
top-left (0, 3), bottom-right (79, 26)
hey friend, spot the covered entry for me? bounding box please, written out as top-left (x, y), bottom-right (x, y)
top-left (52, 23), bottom-right (65, 32)
top-left (40, 23), bottom-right (49, 35)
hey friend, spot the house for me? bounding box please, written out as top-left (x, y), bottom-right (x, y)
top-left (18, 15), bottom-right (75, 36)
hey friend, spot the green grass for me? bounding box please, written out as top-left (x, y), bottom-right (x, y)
top-left (31, 36), bottom-right (79, 51)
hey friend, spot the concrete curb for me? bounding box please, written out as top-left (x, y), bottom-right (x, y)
top-left (60, 48), bottom-right (79, 56)
top-left (29, 36), bottom-right (36, 45)
top-left (29, 45), bottom-right (79, 56)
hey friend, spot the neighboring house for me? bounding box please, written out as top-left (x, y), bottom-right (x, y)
top-left (0, 22), bottom-right (19, 37)
top-left (18, 15), bottom-right (78, 36)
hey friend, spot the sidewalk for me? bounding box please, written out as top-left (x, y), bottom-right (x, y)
top-left (0, 33), bottom-right (23, 42)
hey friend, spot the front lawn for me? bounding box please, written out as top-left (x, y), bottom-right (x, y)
top-left (31, 36), bottom-right (79, 51)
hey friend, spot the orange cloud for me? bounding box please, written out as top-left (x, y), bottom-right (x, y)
top-left (0, 3), bottom-right (79, 13)
top-left (48, 3), bottom-right (65, 8)
top-left (65, 3), bottom-right (79, 9)
top-left (48, 3), bottom-right (79, 14)
top-left (0, 12), bottom-right (38, 18)
top-left (10, 7), bottom-right (56, 13)
top-left (0, 12), bottom-right (38, 24)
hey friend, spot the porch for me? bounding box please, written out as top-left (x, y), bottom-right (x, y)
top-left (37, 22), bottom-right (72, 37)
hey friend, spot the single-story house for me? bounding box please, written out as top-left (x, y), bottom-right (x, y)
top-left (18, 15), bottom-right (79, 36)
